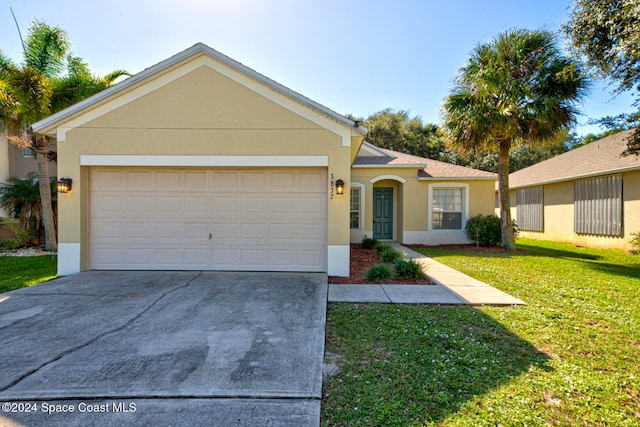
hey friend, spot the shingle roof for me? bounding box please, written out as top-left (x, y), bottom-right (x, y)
top-left (354, 145), bottom-right (497, 179)
top-left (33, 43), bottom-right (366, 136)
top-left (509, 129), bottom-right (640, 188)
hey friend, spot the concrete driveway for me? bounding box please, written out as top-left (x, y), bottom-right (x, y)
top-left (0, 271), bottom-right (327, 426)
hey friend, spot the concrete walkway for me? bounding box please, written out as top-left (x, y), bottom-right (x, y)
top-left (329, 244), bottom-right (525, 306)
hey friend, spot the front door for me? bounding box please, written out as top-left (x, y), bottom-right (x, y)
top-left (373, 188), bottom-right (393, 240)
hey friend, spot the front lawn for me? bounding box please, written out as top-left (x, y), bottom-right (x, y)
top-left (322, 239), bottom-right (640, 426)
top-left (0, 255), bottom-right (57, 294)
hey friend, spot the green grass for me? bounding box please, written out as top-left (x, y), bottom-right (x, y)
top-left (0, 255), bottom-right (57, 293)
top-left (322, 239), bottom-right (640, 426)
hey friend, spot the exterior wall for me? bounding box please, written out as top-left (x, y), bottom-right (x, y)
top-left (350, 166), bottom-right (496, 245)
top-left (54, 55), bottom-right (354, 275)
top-left (512, 169), bottom-right (640, 251)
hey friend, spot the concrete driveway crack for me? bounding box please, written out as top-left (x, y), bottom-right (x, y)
top-left (0, 271), bottom-right (203, 393)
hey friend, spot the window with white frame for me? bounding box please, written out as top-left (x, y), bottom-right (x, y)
top-left (350, 187), bottom-right (361, 229)
top-left (432, 188), bottom-right (464, 230)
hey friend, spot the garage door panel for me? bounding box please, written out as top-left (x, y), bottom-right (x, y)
top-left (241, 171), bottom-right (268, 189)
top-left (298, 171), bottom-right (326, 190)
top-left (93, 195), bottom-right (125, 214)
top-left (240, 249), bottom-right (266, 267)
top-left (155, 248), bottom-right (183, 267)
top-left (212, 249), bottom-right (237, 267)
top-left (213, 196), bottom-right (239, 214)
top-left (184, 222), bottom-right (209, 240)
top-left (126, 171), bottom-right (153, 189)
top-left (211, 172), bottom-right (239, 191)
top-left (126, 196), bottom-right (154, 214)
top-left (90, 168), bottom-right (327, 271)
top-left (156, 222), bottom-right (183, 239)
top-left (93, 170), bottom-right (125, 190)
top-left (184, 196), bottom-right (208, 214)
top-left (184, 171), bottom-right (208, 189)
top-left (126, 222), bottom-right (154, 240)
top-left (91, 220), bottom-right (125, 239)
top-left (270, 171), bottom-right (295, 189)
top-left (184, 249), bottom-right (210, 267)
top-left (156, 197), bottom-right (183, 214)
top-left (125, 248), bottom-right (155, 266)
top-left (156, 171), bottom-right (182, 188)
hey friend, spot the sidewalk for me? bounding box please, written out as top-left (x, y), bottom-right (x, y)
top-left (328, 244), bottom-right (525, 306)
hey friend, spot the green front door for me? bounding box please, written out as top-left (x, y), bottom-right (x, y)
top-left (373, 188), bottom-right (393, 239)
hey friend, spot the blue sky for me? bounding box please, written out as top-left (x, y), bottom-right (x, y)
top-left (1, 0), bottom-right (634, 136)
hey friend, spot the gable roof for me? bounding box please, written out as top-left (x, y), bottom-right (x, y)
top-left (33, 43), bottom-right (366, 136)
top-left (509, 129), bottom-right (640, 189)
top-left (354, 143), bottom-right (497, 180)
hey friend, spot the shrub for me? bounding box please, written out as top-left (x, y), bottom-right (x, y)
top-left (1, 227), bottom-right (32, 250)
top-left (464, 214), bottom-right (503, 247)
top-left (630, 233), bottom-right (640, 254)
top-left (365, 263), bottom-right (392, 282)
top-left (394, 258), bottom-right (425, 279)
top-left (361, 236), bottom-right (378, 249)
top-left (380, 246), bottom-right (401, 263)
top-left (376, 243), bottom-right (392, 255)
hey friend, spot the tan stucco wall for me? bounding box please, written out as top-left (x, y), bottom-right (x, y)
top-left (350, 166), bottom-right (496, 244)
top-left (54, 56), bottom-right (353, 272)
top-left (512, 170), bottom-right (640, 251)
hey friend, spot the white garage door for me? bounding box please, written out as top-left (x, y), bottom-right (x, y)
top-left (89, 168), bottom-right (327, 271)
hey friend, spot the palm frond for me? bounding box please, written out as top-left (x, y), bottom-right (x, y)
top-left (23, 19), bottom-right (71, 77)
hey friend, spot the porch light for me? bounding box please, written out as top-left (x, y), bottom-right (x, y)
top-left (335, 179), bottom-right (344, 195)
top-left (57, 178), bottom-right (72, 193)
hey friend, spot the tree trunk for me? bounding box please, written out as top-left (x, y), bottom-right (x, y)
top-left (497, 141), bottom-right (515, 250)
top-left (36, 144), bottom-right (57, 251)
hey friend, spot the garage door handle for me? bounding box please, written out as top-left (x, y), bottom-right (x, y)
top-left (209, 233), bottom-right (212, 240)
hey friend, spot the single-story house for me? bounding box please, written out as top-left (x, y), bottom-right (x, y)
top-left (32, 43), bottom-right (496, 276)
top-left (0, 118), bottom-right (57, 183)
top-left (505, 129), bottom-right (640, 251)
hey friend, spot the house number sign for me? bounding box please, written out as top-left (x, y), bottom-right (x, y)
top-left (330, 173), bottom-right (335, 200)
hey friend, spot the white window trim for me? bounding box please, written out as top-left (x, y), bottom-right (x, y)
top-left (350, 182), bottom-right (365, 231)
top-left (428, 183), bottom-right (470, 231)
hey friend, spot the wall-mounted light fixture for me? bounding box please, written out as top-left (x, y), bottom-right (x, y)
top-left (57, 178), bottom-right (72, 193)
top-left (335, 179), bottom-right (344, 196)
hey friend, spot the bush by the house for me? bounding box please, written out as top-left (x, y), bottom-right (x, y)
top-left (1, 221), bottom-right (32, 250)
top-left (364, 263), bottom-right (392, 282)
top-left (361, 236), bottom-right (378, 249)
top-left (464, 214), bottom-right (504, 247)
top-left (394, 258), bottom-right (425, 279)
top-left (379, 246), bottom-right (401, 263)
top-left (630, 233), bottom-right (640, 254)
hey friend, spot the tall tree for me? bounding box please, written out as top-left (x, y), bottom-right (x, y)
top-left (0, 20), bottom-right (128, 250)
top-left (564, 0), bottom-right (640, 156)
top-left (362, 109), bottom-right (452, 161)
top-left (442, 29), bottom-right (588, 249)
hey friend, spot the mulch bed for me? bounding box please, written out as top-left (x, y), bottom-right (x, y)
top-left (328, 243), bottom-right (434, 285)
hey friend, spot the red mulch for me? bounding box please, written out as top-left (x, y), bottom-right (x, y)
top-left (328, 244), bottom-right (435, 285)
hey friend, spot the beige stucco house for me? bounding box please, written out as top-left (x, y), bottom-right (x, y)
top-left (506, 129), bottom-right (640, 251)
top-left (32, 43), bottom-right (496, 276)
top-left (0, 118), bottom-right (57, 183)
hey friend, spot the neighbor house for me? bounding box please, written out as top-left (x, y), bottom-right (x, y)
top-left (0, 117), bottom-right (57, 184)
top-left (506, 129), bottom-right (640, 251)
top-left (32, 43), bottom-right (497, 276)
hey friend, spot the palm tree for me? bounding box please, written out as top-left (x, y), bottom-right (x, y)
top-left (0, 172), bottom-right (56, 235)
top-left (442, 29), bottom-right (588, 249)
top-left (0, 20), bottom-right (129, 251)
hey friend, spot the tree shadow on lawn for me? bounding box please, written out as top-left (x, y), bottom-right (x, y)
top-left (323, 304), bottom-right (552, 426)
top-left (579, 260), bottom-right (640, 280)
